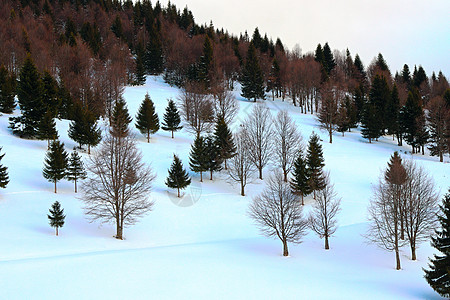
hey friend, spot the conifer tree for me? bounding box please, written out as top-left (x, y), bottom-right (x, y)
top-left (66, 150), bottom-right (86, 193)
top-left (213, 116), bottom-right (236, 169)
top-left (197, 35), bottom-right (214, 87)
top-left (135, 45), bottom-right (146, 85)
top-left (43, 140), bottom-right (68, 193)
top-left (205, 136), bottom-right (222, 180)
top-left (240, 42), bottom-right (265, 102)
top-left (41, 70), bottom-right (60, 118)
top-left (135, 93), bottom-right (159, 142)
top-left (0, 147), bottom-right (9, 189)
top-left (354, 54), bottom-right (365, 77)
top-left (144, 22), bottom-right (164, 75)
top-left (161, 99), bottom-right (183, 138)
top-left (424, 190), bottom-right (450, 298)
top-left (291, 151), bottom-right (311, 205)
top-left (48, 201), bottom-right (65, 236)
top-left (400, 88), bottom-right (422, 153)
top-left (0, 65), bottom-right (16, 114)
top-left (361, 102), bottom-right (382, 143)
top-left (68, 103), bottom-right (102, 154)
top-left (111, 98), bottom-right (132, 138)
top-left (189, 135), bottom-right (208, 182)
top-left (306, 133), bottom-right (326, 199)
top-left (322, 42), bottom-right (336, 75)
top-left (9, 54), bottom-right (45, 137)
top-left (166, 154), bottom-right (191, 197)
top-left (385, 84), bottom-right (400, 137)
top-left (37, 109), bottom-right (58, 148)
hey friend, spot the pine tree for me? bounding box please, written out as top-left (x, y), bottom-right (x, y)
top-left (43, 140), bottom-right (68, 193)
top-left (135, 93), bottom-right (159, 142)
top-left (424, 190), bottom-right (450, 298)
top-left (66, 151), bottom-right (86, 193)
top-left (144, 22), bottom-right (164, 75)
top-left (189, 135), bottom-right (208, 182)
top-left (213, 116), bottom-right (236, 169)
top-left (240, 42), bottom-right (265, 102)
top-left (0, 65), bottom-right (16, 114)
top-left (9, 54), bottom-right (45, 137)
top-left (166, 154), bottom-right (191, 197)
top-left (68, 103), bottom-right (102, 154)
top-left (291, 150), bottom-right (311, 205)
top-left (0, 147), bottom-right (9, 189)
top-left (197, 35), bottom-right (214, 87)
top-left (400, 88), bottom-right (422, 153)
top-left (385, 84), bottom-right (400, 137)
top-left (354, 54), bottom-right (365, 77)
top-left (361, 102), bottom-right (381, 143)
top-left (37, 109), bottom-right (58, 148)
top-left (47, 201), bottom-right (65, 236)
top-left (205, 136), bottom-right (222, 180)
top-left (322, 42), bottom-right (336, 75)
top-left (369, 74), bottom-right (391, 135)
top-left (111, 98), bottom-right (132, 138)
top-left (41, 70), bottom-right (60, 118)
top-left (135, 45), bottom-right (146, 85)
top-left (161, 99), bottom-right (183, 138)
top-left (306, 133), bottom-right (326, 199)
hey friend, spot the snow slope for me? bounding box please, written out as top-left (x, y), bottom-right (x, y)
top-left (0, 76), bottom-right (448, 299)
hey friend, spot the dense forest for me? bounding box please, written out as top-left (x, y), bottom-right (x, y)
top-left (0, 0), bottom-right (449, 160)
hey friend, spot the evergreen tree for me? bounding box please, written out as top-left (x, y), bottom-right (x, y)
top-left (315, 44), bottom-right (324, 65)
top-left (361, 102), bottom-right (382, 143)
top-left (144, 22), bottom-right (164, 75)
top-left (413, 65), bottom-right (427, 89)
top-left (189, 135), bottom-right (208, 182)
top-left (57, 81), bottom-right (73, 120)
top-left (43, 140), bottom-right (68, 193)
top-left (205, 136), bottom-right (222, 180)
top-left (322, 42), bottom-right (336, 75)
top-left (9, 54), bottom-right (45, 137)
top-left (41, 70), bottom-right (60, 118)
top-left (369, 74), bottom-right (391, 134)
top-left (66, 150), bottom-right (86, 193)
top-left (37, 109), bottom-right (58, 148)
top-left (111, 98), bottom-right (132, 138)
top-left (400, 88), bottom-right (422, 153)
top-left (306, 133), bottom-right (326, 199)
top-left (166, 154), bottom-right (191, 197)
top-left (135, 93), bottom-right (159, 142)
top-left (68, 103), bottom-right (102, 154)
top-left (197, 35), bottom-right (214, 87)
top-left (401, 64), bottom-right (411, 86)
top-left (135, 45), bottom-right (146, 85)
top-left (424, 190), bottom-right (450, 298)
top-left (213, 116), bottom-right (236, 169)
top-left (0, 147), bottom-right (9, 189)
top-left (290, 150), bottom-right (311, 205)
top-left (354, 84), bottom-right (366, 123)
top-left (385, 84), bottom-right (400, 137)
top-left (240, 42), bottom-right (265, 102)
top-left (161, 99), bottom-right (183, 138)
top-left (0, 65), bottom-right (16, 114)
top-left (47, 201), bottom-right (65, 236)
top-left (375, 53), bottom-right (389, 72)
top-left (354, 54), bottom-right (365, 77)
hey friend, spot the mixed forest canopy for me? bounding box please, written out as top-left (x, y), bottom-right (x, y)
top-left (0, 0), bottom-right (449, 160)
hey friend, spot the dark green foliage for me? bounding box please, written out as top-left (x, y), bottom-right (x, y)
top-left (135, 45), bottom-right (147, 85)
top-left (166, 154), bottom-right (191, 197)
top-left (424, 190), bottom-right (450, 298)
top-left (353, 84), bottom-right (366, 123)
top-left (66, 150), bottom-right (86, 193)
top-left (385, 84), bottom-right (400, 136)
top-left (41, 70), bottom-right (60, 118)
top-left (369, 74), bottom-right (391, 134)
top-left (135, 93), bottom-right (159, 142)
top-left (57, 81), bottom-right (73, 120)
top-left (337, 96), bottom-right (357, 135)
top-left (111, 98), bottom-right (132, 138)
top-left (80, 22), bottom-right (102, 55)
top-left (213, 116), bottom-right (236, 169)
top-left (413, 65), bottom-right (427, 89)
top-left (0, 65), bottom-right (16, 114)
top-left (401, 64), bottom-right (411, 85)
top-left (353, 54), bottom-right (365, 80)
top-left (43, 140), bottom-right (68, 193)
top-left (37, 109), bottom-right (58, 146)
top-left (315, 44), bottom-right (324, 64)
top-left (144, 22), bottom-right (164, 75)
top-left (68, 103), bottom-right (102, 154)
top-left (291, 150), bottom-right (311, 205)
top-left (161, 99), bottom-right (182, 138)
top-left (0, 147), bottom-right (9, 189)
top-left (111, 15), bottom-right (124, 40)
top-left (444, 89), bottom-right (450, 107)
top-left (48, 201), bottom-right (65, 236)
top-left (306, 133), bottom-right (326, 198)
top-left (205, 136), bottom-right (222, 180)
top-left (361, 102), bottom-right (381, 143)
top-left (9, 54), bottom-right (45, 137)
top-left (400, 88), bottom-right (423, 153)
top-left (375, 53), bottom-right (389, 72)
top-left (267, 58), bottom-right (281, 99)
top-left (189, 135), bottom-right (208, 182)
top-left (197, 35), bottom-right (214, 87)
top-left (240, 42), bottom-right (265, 102)
top-left (322, 42), bottom-right (336, 75)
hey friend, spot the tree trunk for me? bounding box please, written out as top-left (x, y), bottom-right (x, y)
top-left (116, 222), bottom-right (123, 240)
top-left (421, 145), bottom-right (424, 155)
top-left (54, 181), bottom-right (57, 193)
top-left (329, 130), bottom-right (333, 143)
top-left (301, 194), bottom-right (304, 206)
top-left (147, 131), bottom-right (150, 143)
top-left (395, 248), bottom-right (401, 270)
top-left (200, 171), bottom-right (203, 182)
top-left (56, 227), bottom-right (58, 236)
top-left (224, 159), bottom-right (227, 170)
top-left (74, 179), bottom-right (77, 193)
top-left (282, 239), bottom-right (289, 256)
top-left (177, 187), bottom-right (180, 198)
top-left (171, 130), bottom-right (174, 138)
top-left (210, 170), bottom-right (213, 180)
top-left (283, 168), bottom-right (288, 182)
top-left (259, 167), bottom-right (263, 180)
top-left (240, 182), bottom-right (245, 196)
top-left (440, 152), bottom-right (443, 162)
top-left (411, 245), bottom-right (416, 260)
top-left (325, 235), bottom-right (329, 250)
top-left (88, 144), bottom-right (91, 155)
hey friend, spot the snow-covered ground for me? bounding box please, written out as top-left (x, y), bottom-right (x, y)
top-left (0, 76), bottom-right (448, 299)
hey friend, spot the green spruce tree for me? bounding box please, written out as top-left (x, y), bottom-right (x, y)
top-left (38, 109), bottom-right (58, 148)
top-left (306, 133), bottom-right (326, 199)
top-left (48, 201), bottom-right (65, 236)
top-left (424, 190), bottom-right (450, 298)
top-left (361, 102), bottom-right (382, 143)
top-left (290, 150), bottom-right (311, 205)
top-left (0, 65), bottom-right (16, 114)
top-left (145, 22), bottom-right (164, 75)
top-left (166, 154), bottom-right (191, 197)
top-left (0, 147), bottom-right (9, 189)
top-left (66, 150), bottom-right (86, 193)
top-left (135, 93), bottom-right (159, 142)
top-left (400, 88), bottom-right (422, 153)
top-left (240, 42), bottom-right (265, 102)
top-left (161, 99), bottom-right (183, 138)
top-left (213, 116), bottom-right (236, 169)
top-left (197, 35), bottom-right (214, 88)
top-left (205, 136), bottom-right (222, 180)
top-left (135, 44), bottom-right (146, 85)
top-left (41, 70), bottom-right (60, 118)
top-left (189, 135), bottom-right (208, 182)
top-left (68, 103), bottom-right (102, 154)
top-left (111, 98), bottom-right (132, 138)
top-left (43, 140), bottom-right (68, 193)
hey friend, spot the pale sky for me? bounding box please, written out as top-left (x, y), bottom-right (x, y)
top-left (169, 0), bottom-right (450, 77)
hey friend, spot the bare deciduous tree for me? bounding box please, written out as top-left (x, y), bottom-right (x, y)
top-left (249, 171), bottom-right (308, 256)
top-left (308, 174), bottom-right (341, 250)
top-left (211, 82), bottom-right (239, 125)
top-left (227, 128), bottom-right (255, 196)
top-left (403, 160), bottom-right (438, 260)
top-left (178, 83), bottom-right (214, 137)
top-left (273, 110), bottom-right (302, 182)
top-left (81, 132), bottom-right (155, 240)
top-left (244, 103), bottom-right (273, 180)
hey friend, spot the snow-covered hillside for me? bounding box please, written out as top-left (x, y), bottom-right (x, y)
top-left (0, 76), bottom-right (448, 299)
